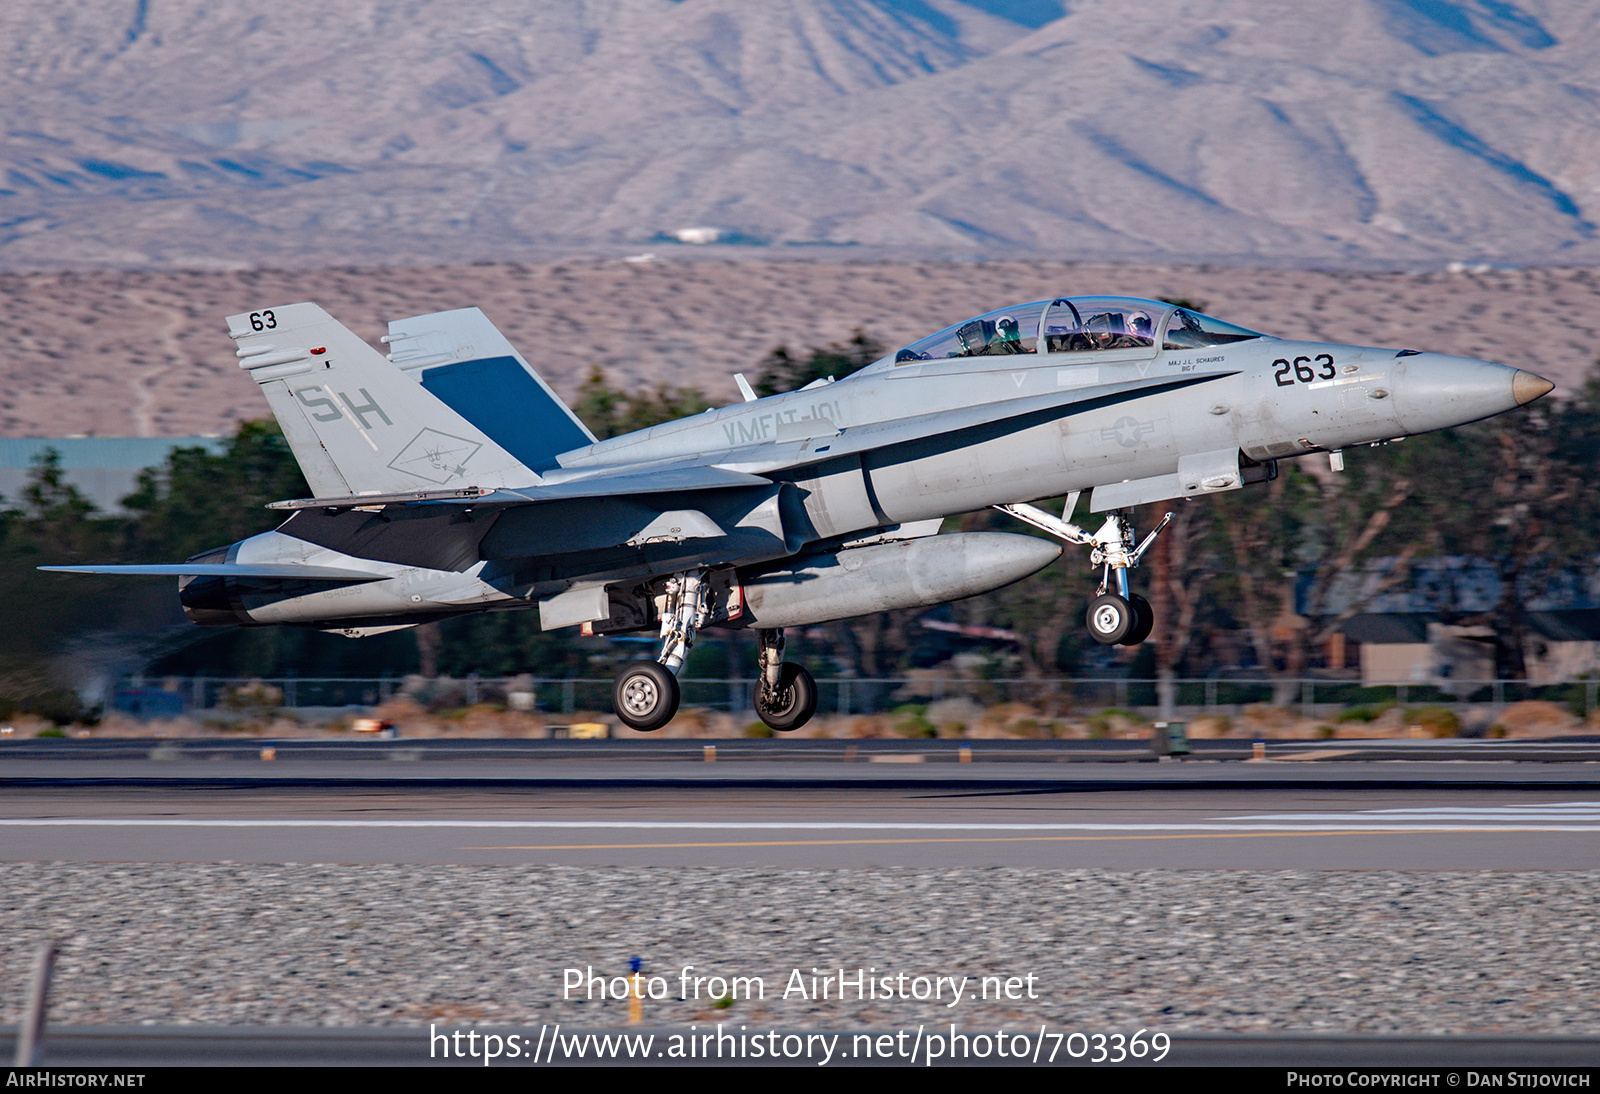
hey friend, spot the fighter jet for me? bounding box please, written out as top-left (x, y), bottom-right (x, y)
top-left (45, 296), bottom-right (1552, 731)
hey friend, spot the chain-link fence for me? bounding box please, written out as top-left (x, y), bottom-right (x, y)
top-left (111, 674), bottom-right (1600, 719)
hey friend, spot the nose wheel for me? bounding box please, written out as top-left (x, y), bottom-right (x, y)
top-left (1125, 594), bottom-right (1154, 645)
top-left (1085, 592), bottom-right (1153, 646)
top-left (1086, 592), bottom-right (1133, 644)
top-left (996, 498), bottom-right (1169, 647)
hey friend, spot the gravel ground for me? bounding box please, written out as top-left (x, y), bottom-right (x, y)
top-left (2, 865), bottom-right (1596, 1033)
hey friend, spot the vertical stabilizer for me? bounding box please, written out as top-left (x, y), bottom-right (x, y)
top-left (385, 308), bottom-right (596, 471)
top-left (227, 303), bottom-right (538, 497)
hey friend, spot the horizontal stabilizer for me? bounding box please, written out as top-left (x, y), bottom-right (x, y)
top-left (323, 623), bottom-right (419, 638)
top-left (40, 564), bottom-right (385, 582)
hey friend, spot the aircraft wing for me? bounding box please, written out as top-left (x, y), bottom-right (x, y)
top-left (38, 564), bottom-right (386, 581)
top-left (492, 464), bottom-right (772, 500)
top-left (268, 463), bottom-right (771, 511)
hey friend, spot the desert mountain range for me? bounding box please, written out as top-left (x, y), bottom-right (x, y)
top-left (4, 0), bottom-right (1599, 269)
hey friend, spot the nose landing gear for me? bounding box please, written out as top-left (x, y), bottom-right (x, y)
top-left (996, 495), bottom-right (1169, 647)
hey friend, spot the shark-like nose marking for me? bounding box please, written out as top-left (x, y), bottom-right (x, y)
top-left (1513, 371), bottom-right (1555, 406)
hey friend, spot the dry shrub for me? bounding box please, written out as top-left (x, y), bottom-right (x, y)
top-left (1186, 714), bottom-right (1232, 739)
top-left (1494, 700), bottom-right (1578, 738)
top-left (1405, 706), bottom-right (1460, 738)
top-left (926, 697), bottom-right (983, 737)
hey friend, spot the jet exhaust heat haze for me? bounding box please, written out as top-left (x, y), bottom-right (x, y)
top-left (45, 296), bottom-right (1552, 731)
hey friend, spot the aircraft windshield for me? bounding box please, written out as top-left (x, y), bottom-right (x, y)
top-left (1040, 297), bottom-right (1159, 354)
top-left (886, 296), bottom-right (1265, 367)
top-left (1161, 309), bottom-right (1265, 350)
top-left (894, 302), bottom-right (1046, 362)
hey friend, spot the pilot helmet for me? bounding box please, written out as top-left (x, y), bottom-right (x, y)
top-left (995, 315), bottom-right (1020, 341)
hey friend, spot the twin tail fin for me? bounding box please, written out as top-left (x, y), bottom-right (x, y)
top-left (227, 302), bottom-right (541, 498)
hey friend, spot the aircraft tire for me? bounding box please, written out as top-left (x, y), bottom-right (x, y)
top-left (1086, 592), bottom-right (1134, 645)
top-left (612, 661), bottom-right (680, 732)
top-left (756, 663), bottom-right (818, 733)
top-left (1122, 594), bottom-right (1154, 646)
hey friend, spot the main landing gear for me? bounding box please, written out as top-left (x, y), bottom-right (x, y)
top-left (609, 570), bottom-right (818, 733)
top-left (753, 628), bottom-right (817, 733)
top-left (996, 494), bottom-right (1170, 648)
top-left (613, 660), bottom-right (678, 732)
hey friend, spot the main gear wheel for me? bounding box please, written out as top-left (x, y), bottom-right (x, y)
top-left (755, 663), bottom-right (818, 733)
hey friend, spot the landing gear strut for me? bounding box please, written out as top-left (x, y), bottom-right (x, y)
top-left (996, 495), bottom-right (1170, 647)
top-left (612, 570), bottom-right (709, 732)
top-left (608, 571), bottom-right (818, 733)
top-left (754, 628), bottom-right (817, 733)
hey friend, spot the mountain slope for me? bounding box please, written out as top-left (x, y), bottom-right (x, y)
top-left (2, 0), bottom-right (1598, 267)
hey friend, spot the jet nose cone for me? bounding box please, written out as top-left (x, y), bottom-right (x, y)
top-left (1513, 370), bottom-right (1555, 406)
top-left (1390, 353), bottom-right (1542, 434)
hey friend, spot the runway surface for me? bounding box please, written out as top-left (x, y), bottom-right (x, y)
top-left (6, 735), bottom-right (1593, 1062)
top-left (6, 740), bottom-right (1596, 1062)
top-left (4, 784), bottom-right (1598, 867)
top-left (7, 738), bottom-right (1600, 797)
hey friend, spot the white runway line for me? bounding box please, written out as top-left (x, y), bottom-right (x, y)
top-left (1, 818), bottom-right (1598, 833)
top-left (1220, 801), bottom-right (1600, 823)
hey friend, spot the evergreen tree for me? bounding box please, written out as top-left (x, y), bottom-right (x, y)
top-left (753, 331), bottom-right (883, 396)
top-left (123, 421), bottom-right (308, 561)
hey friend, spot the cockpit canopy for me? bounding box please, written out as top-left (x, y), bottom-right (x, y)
top-left (884, 297), bottom-right (1266, 365)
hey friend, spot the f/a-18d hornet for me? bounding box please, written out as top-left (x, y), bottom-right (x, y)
top-left (46, 296), bottom-right (1552, 731)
